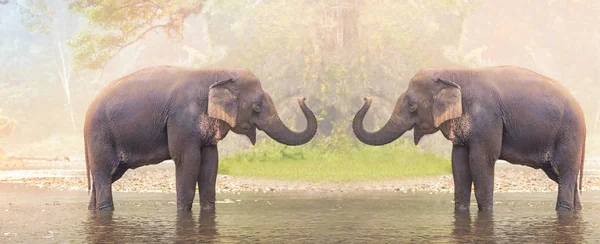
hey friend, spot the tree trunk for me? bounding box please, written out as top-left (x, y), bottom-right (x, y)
top-left (56, 40), bottom-right (76, 131)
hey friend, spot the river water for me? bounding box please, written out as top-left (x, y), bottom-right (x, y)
top-left (1, 183), bottom-right (600, 243)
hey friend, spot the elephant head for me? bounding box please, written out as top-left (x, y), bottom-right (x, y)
top-left (353, 68), bottom-right (463, 145)
top-left (207, 69), bottom-right (318, 145)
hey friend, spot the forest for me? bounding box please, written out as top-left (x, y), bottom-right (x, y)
top-left (1, 0), bottom-right (599, 163)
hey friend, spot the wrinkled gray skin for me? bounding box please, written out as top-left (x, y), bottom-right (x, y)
top-left (353, 66), bottom-right (586, 212)
top-left (84, 66), bottom-right (318, 211)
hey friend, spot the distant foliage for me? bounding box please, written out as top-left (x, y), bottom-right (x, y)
top-left (0, 1), bottom-right (96, 144)
top-left (67, 0), bottom-right (204, 70)
top-left (201, 0), bottom-right (475, 136)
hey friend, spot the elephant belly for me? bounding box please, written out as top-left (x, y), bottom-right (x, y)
top-left (499, 148), bottom-right (546, 169)
top-left (118, 146), bottom-right (171, 169)
top-left (113, 133), bottom-right (171, 169)
top-left (499, 135), bottom-right (553, 169)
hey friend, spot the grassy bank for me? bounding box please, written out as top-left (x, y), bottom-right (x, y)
top-left (219, 135), bottom-right (450, 182)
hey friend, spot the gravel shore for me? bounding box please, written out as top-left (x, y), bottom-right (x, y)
top-left (2, 160), bottom-right (600, 194)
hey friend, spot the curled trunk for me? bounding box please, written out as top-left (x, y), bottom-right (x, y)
top-left (352, 97), bottom-right (409, 146)
top-left (259, 97), bottom-right (318, 146)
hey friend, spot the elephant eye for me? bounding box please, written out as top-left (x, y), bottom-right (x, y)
top-left (407, 101), bottom-right (417, 112)
top-left (252, 101), bottom-right (263, 113)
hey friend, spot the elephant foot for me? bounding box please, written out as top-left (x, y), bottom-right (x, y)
top-left (454, 203), bottom-right (470, 212)
top-left (556, 202), bottom-right (575, 211)
top-left (477, 204), bottom-right (493, 212)
top-left (96, 203), bottom-right (115, 211)
top-left (177, 204), bottom-right (193, 212)
top-left (556, 207), bottom-right (573, 211)
top-left (201, 202), bottom-right (215, 212)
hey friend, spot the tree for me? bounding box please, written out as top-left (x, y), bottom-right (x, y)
top-left (68, 0), bottom-right (204, 73)
top-left (0, 1), bottom-right (93, 140)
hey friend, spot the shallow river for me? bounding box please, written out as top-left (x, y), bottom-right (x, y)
top-left (2, 184), bottom-right (600, 243)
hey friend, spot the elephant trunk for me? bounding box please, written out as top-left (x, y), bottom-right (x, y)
top-left (258, 97), bottom-right (318, 146)
top-left (352, 97), bottom-right (410, 146)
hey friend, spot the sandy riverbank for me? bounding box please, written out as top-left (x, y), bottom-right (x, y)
top-left (2, 160), bottom-right (600, 194)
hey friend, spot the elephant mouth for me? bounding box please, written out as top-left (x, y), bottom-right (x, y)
top-left (233, 123), bottom-right (252, 133)
top-left (245, 126), bottom-right (257, 145)
top-left (230, 123), bottom-right (257, 145)
top-left (413, 123), bottom-right (438, 145)
top-left (413, 128), bottom-right (424, 145)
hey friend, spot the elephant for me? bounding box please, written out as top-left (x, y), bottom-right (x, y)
top-left (84, 66), bottom-right (318, 211)
top-left (353, 66), bottom-right (586, 211)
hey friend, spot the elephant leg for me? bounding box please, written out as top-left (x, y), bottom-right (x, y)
top-left (469, 141), bottom-right (500, 212)
top-left (556, 170), bottom-right (578, 211)
top-left (470, 153), bottom-right (496, 211)
top-left (452, 145), bottom-right (472, 211)
top-left (199, 145), bottom-right (219, 211)
top-left (90, 150), bottom-right (118, 211)
top-left (554, 139), bottom-right (582, 211)
top-left (174, 148), bottom-right (202, 212)
top-left (555, 166), bottom-right (579, 211)
top-left (95, 184), bottom-right (115, 211)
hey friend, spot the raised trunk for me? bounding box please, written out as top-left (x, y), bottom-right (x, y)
top-left (258, 97), bottom-right (318, 146)
top-left (352, 97), bottom-right (410, 146)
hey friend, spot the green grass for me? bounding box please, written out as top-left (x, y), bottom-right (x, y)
top-left (218, 134), bottom-right (451, 182)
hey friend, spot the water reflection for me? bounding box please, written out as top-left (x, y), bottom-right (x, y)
top-left (452, 211), bottom-right (473, 242)
top-left (83, 209), bottom-right (219, 243)
top-left (175, 210), bottom-right (219, 243)
top-left (198, 211), bottom-right (219, 240)
top-left (551, 212), bottom-right (585, 243)
top-left (451, 211), bottom-right (494, 242)
top-left (3, 185), bottom-right (598, 243)
top-left (452, 210), bottom-right (585, 243)
top-left (472, 212), bottom-right (494, 242)
top-left (175, 211), bottom-right (195, 243)
top-left (85, 211), bottom-right (117, 244)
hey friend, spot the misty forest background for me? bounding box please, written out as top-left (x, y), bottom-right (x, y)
top-left (1, 0), bottom-right (599, 161)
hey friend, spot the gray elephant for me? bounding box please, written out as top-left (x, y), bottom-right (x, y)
top-left (353, 66), bottom-right (586, 211)
top-left (84, 66), bottom-right (318, 211)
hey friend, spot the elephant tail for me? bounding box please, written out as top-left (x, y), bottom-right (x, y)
top-left (579, 131), bottom-right (586, 193)
top-left (85, 135), bottom-right (91, 195)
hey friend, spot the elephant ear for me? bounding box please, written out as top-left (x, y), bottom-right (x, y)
top-left (433, 78), bottom-right (462, 128)
top-left (208, 74), bottom-right (239, 128)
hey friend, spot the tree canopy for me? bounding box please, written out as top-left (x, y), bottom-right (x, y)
top-left (68, 0), bottom-right (203, 70)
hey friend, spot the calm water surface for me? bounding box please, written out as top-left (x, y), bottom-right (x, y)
top-left (1, 183), bottom-right (600, 243)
